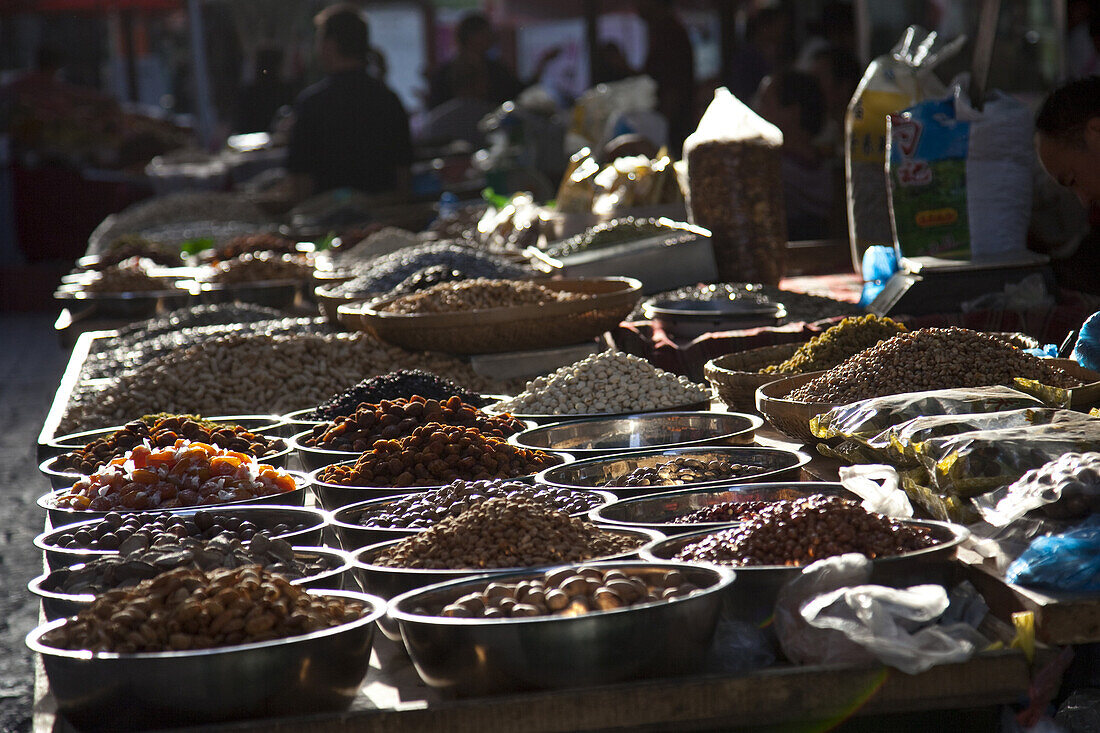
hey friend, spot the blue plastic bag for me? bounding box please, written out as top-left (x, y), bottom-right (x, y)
top-left (1006, 516), bottom-right (1100, 592)
top-left (1073, 310), bottom-right (1100, 372)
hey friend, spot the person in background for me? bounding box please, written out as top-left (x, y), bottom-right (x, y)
top-left (418, 58), bottom-right (495, 148)
top-left (636, 0), bottom-right (695, 154)
top-left (1066, 0), bottom-right (1097, 80)
top-left (754, 68), bottom-right (831, 240)
top-left (804, 45), bottom-right (862, 154)
top-left (235, 44), bottom-right (297, 134)
top-left (727, 7), bottom-right (790, 104)
top-left (428, 12), bottom-right (560, 109)
top-left (283, 4), bottom-right (412, 199)
top-left (592, 41), bottom-right (634, 86)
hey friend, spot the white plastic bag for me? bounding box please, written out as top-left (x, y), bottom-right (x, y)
top-left (839, 464), bottom-right (914, 518)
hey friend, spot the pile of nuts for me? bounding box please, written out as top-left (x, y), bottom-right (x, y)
top-left (545, 218), bottom-right (673, 258)
top-left (762, 315), bottom-right (907, 375)
top-left (386, 265), bottom-right (469, 297)
top-left (353, 479), bottom-right (604, 529)
top-left (83, 261), bottom-right (170, 293)
top-left (318, 424), bottom-right (559, 488)
top-left (674, 495), bottom-right (934, 567)
top-left (41, 566), bottom-right (366, 652)
top-left (49, 511), bottom-right (314, 551)
top-left (331, 226), bottom-right (419, 266)
top-left (54, 440), bottom-right (296, 512)
top-left (93, 236), bottom-right (182, 269)
top-left (372, 497), bottom-right (641, 569)
top-left (209, 252), bottom-right (313, 284)
top-left (55, 414), bottom-right (287, 474)
top-left (436, 566), bottom-right (702, 619)
top-left (603, 457), bottom-right (769, 488)
top-left (59, 332), bottom-right (501, 433)
top-left (53, 534), bottom-right (334, 595)
top-left (491, 351), bottom-right (710, 415)
top-left (304, 370), bottom-right (486, 420)
top-left (301, 396), bottom-right (525, 451)
top-left (211, 233), bottom-right (298, 259)
top-left (671, 500), bottom-right (772, 524)
top-left (786, 328), bottom-right (1080, 404)
top-left (378, 278), bottom-right (585, 315)
top-left (331, 242), bottom-right (531, 297)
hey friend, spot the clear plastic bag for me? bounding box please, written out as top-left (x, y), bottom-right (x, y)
top-left (838, 464), bottom-right (914, 518)
top-left (914, 414), bottom-right (1100, 497)
top-left (810, 386), bottom-right (1045, 444)
top-left (1005, 516), bottom-right (1100, 592)
top-left (974, 452), bottom-right (1100, 527)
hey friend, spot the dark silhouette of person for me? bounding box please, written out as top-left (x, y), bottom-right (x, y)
top-left (235, 44), bottom-right (298, 133)
top-left (728, 7), bottom-right (791, 104)
top-left (592, 41), bottom-right (634, 86)
top-left (636, 0), bottom-right (695, 154)
top-left (284, 4), bottom-right (412, 197)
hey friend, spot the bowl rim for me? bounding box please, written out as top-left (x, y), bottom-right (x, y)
top-left (33, 503), bottom-right (331, 555)
top-left (29, 544), bottom-right (354, 605)
top-left (309, 451), bottom-right (575, 492)
top-left (289, 428), bottom-right (363, 461)
top-left (483, 398), bottom-right (713, 423)
top-left (351, 525), bottom-right (665, 577)
top-left (507, 410), bottom-right (764, 454)
top-left (37, 471), bottom-right (310, 517)
top-left (47, 414), bottom-right (290, 451)
top-left (642, 296), bottom-right (786, 319)
top-left (533, 445), bottom-right (812, 491)
top-left (387, 559), bottom-right (736, 627)
top-left (637, 517), bottom-right (971, 571)
top-left (26, 588), bottom-right (386, 660)
top-left (40, 441), bottom-right (294, 481)
top-left (330, 486), bottom-right (619, 534)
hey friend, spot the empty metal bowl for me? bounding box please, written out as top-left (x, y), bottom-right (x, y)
top-left (29, 546), bottom-right (355, 621)
top-left (353, 527), bottom-right (663, 641)
top-left (535, 446), bottom-right (811, 498)
top-left (309, 453), bottom-right (573, 512)
top-left (389, 560), bottom-right (734, 695)
top-left (639, 519), bottom-right (970, 626)
top-left (588, 482), bottom-right (852, 534)
top-left (34, 503), bottom-right (330, 571)
top-left (329, 487), bottom-right (617, 551)
top-left (38, 472), bottom-right (310, 528)
top-left (27, 588), bottom-right (384, 730)
top-left (508, 411), bottom-right (763, 460)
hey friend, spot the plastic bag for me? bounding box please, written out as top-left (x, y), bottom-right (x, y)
top-left (974, 452), bottom-right (1100, 527)
top-left (1005, 515), bottom-right (1100, 592)
top-left (839, 464), bottom-right (914, 518)
top-left (897, 472), bottom-right (978, 523)
top-left (1073, 310), bottom-right (1100, 373)
top-left (706, 616), bottom-right (776, 674)
top-left (683, 88), bottom-right (786, 285)
top-left (1056, 688), bottom-right (1100, 732)
top-left (845, 26), bottom-right (966, 270)
top-left (914, 413), bottom-right (1100, 497)
top-left (809, 386), bottom-right (1045, 444)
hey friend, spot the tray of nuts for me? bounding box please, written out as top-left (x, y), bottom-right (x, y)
top-left (387, 560), bottom-right (734, 694)
top-left (28, 567), bottom-right (384, 729)
top-left (640, 495), bottom-right (969, 625)
top-left (535, 446), bottom-right (811, 498)
top-left (341, 277), bottom-right (642, 354)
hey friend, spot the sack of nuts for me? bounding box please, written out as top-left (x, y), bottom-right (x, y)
top-left (683, 88), bottom-right (787, 285)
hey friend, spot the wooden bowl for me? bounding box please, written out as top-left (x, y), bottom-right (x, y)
top-left (754, 371), bottom-right (840, 444)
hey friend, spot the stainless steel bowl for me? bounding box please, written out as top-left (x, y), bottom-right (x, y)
top-left (588, 482), bottom-right (852, 534)
top-left (329, 487), bottom-right (617, 551)
top-left (38, 472), bottom-right (309, 528)
top-left (30, 546), bottom-right (355, 621)
top-left (353, 527), bottom-right (663, 642)
top-left (308, 453), bottom-right (573, 512)
top-left (45, 414), bottom-right (289, 454)
top-left (34, 504), bottom-right (330, 571)
top-left (485, 398), bottom-right (713, 426)
top-left (290, 428), bottom-right (361, 473)
top-left (508, 411), bottom-right (763, 460)
top-left (389, 560), bottom-right (735, 695)
top-left (281, 407), bottom-right (325, 437)
top-left (535, 445), bottom-right (811, 498)
top-left (639, 519), bottom-right (970, 626)
top-left (27, 588), bottom-right (384, 730)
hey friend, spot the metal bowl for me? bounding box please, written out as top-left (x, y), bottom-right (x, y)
top-left (485, 398), bottom-right (713, 426)
top-left (34, 504), bottom-right (330, 572)
top-left (509, 411), bottom-right (763, 460)
top-left (281, 407), bottom-right (325, 437)
top-left (45, 414), bottom-right (289, 455)
top-left (535, 445), bottom-right (811, 498)
top-left (27, 588), bottom-right (384, 730)
top-left (588, 482), bottom-right (853, 534)
top-left (641, 297), bottom-right (786, 340)
top-left (196, 279), bottom-right (301, 310)
top-left (329, 488), bottom-right (617, 551)
top-left (639, 519), bottom-right (970, 626)
top-left (38, 472), bottom-right (309, 528)
top-left (389, 560), bottom-right (734, 695)
top-left (290, 428), bottom-right (361, 473)
top-left (308, 453), bottom-right (573, 512)
top-left (53, 282), bottom-right (196, 319)
top-left (29, 546), bottom-right (355, 621)
top-left (353, 527), bottom-right (663, 641)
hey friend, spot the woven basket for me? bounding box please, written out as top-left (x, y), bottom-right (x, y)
top-left (754, 371), bottom-right (841, 444)
top-left (704, 342), bottom-right (804, 413)
top-left (345, 277), bottom-right (642, 355)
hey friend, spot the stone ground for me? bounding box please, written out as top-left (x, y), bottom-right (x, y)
top-left (0, 314), bottom-right (69, 732)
